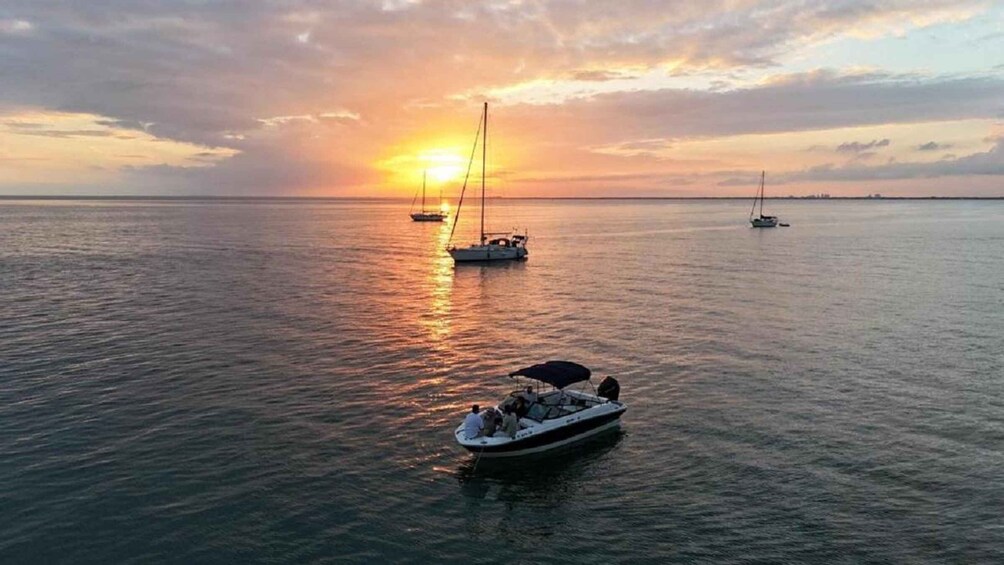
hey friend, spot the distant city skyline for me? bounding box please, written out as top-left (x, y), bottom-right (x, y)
top-left (1, 1), bottom-right (1002, 197)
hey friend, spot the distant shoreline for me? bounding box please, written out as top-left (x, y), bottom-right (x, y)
top-left (2, 195), bottom-right (1002, 201)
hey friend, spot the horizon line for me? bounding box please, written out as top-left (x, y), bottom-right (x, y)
top-left (2, 195), bottom-right (1003, 201)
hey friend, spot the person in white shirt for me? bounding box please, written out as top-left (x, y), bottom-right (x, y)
top-left (463, 405), bottom-right (484, 439)
top-left (520, 386), bottom-right (537, 404)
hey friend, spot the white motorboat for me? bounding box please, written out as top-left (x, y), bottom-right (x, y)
top-left (447, 102), bottom-right (528, 263)
top-left (750, 170), bottom-right (780, 228)
top-left (409, 170), bottom-right (447, 222)
top-left (454, 361), bottom-right (626, 457)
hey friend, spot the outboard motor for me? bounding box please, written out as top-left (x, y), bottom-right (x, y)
top-left (597, 376), bottom-right (620, 401)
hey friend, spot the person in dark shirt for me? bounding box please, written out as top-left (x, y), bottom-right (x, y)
top-left (513, 396), bottom-right (527, 418)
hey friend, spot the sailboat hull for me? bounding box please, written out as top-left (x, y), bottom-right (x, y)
top-left (449, 244), bottom-right (527, 262)
top-left (751, 217), bottom-right (778, 228)
top-left (410, 212), bottom-right (447, 222)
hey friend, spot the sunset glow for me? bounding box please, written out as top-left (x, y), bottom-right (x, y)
top-left (0, 2), bottom-right (1001, 196)
top-left (420, 150), bottom-right (465, 184)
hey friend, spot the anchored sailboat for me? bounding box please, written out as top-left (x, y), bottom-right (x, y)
top-left (409, 170), bottom-right (448, 222)
top-left (447, 102), bottom-right (528, 263)
top-left (750, 170), bottom-right (780, 228)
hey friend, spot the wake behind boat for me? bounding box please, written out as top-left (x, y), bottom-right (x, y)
top-left (455, 361), bottom-right (625, 457)
top-left (447, 102), bottom-right (528, 263)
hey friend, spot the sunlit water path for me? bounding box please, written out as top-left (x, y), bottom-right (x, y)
top-left (2, 198), bottom-right (1002, 563)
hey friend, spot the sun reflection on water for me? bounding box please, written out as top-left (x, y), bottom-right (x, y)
top-left (421, 221), bottom-right (455, 354)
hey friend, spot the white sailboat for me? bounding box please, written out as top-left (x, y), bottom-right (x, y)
top-left (409, 170), bottom-right (447, 222)
top-left (750, 170), bottom-right (780, 228)
top-left (447, 102), bottom-right (528, 263)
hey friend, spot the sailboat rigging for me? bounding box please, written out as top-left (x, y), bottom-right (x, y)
top-left (447, 102), bottom-right (528, 263)
top-left (750, 170), bottom-right (780, 228)
top-left (410, 170), bottom-right (448, 222)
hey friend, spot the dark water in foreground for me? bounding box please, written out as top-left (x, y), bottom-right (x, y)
top-left (2, 198), bottom-right (1003, 564)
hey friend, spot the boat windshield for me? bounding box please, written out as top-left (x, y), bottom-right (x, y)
top-left (521, 391), bottom-right (593, 422)
top-left (502, 387), bottom-right (600, 422)
top-left (526, 402), bottom-right (549, 421)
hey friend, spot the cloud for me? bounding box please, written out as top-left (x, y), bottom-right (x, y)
top-left (510, 72), bottom-right (1003, 146)
top-left (917, 141), bottom-right (952, 151)
top-left (16, 129), bottom-right (120, 139)
top-left (2, 121), bottom-right (45, 129)
top-left (0, 109), bottom-right (237, 187)
top-left (590, 139), bottom-right (674, 158)
top-left (130, 147), bottom-right (378, 196)
top-left (318, 110), bottom-right (362, 122)
top-left (257, 115), bottom-right (318, 128)
top-left (94, 118), bottom-right (154, 131)
top-left (256, 110), bottom-right (359, 127)
top-left (836, 139), bottom-right (890, 153)
top-left (0, 19), bottom-right (34, 35)
top-left (0, 1), bottom-right (999, 194)
top-left (569, 70), bottom-right (639, 82)
top-left (784, 139), bottom-right (1004, 182)
top-left (519, 172), bottom-right (676, 184)
top-left (0, 2), bottom-right (989, 140)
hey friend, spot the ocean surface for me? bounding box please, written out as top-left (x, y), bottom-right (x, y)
top-left (2, 198), bottom-right (1003, 564)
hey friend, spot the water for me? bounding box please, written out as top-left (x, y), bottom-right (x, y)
top-left (2, 198), bottom-right (1002, 564)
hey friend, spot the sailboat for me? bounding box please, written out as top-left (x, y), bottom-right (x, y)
top-left (409, 170), bottom-right (448, 222)
top-left (447, 102), bottom-right (528, 263)
top-left (749, 170), bottom-right (779, 228)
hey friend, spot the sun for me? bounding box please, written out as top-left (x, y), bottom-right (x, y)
top-left (375, 144), bottom-right (467, 193)
top-left (419, 149), bottom-right (464, 183)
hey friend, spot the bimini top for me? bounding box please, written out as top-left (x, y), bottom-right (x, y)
top-left (509, 360), bottom-right (591, 389)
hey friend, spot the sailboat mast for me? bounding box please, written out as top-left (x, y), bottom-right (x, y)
top-left (759, 170), bottom-right (765, 217)
top-left (422, 170), bottom-right (427, 213)
top-left (481, 101), bottom-right (487, 244)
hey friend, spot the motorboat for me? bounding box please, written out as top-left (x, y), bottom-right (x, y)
top-left (409, 170), bottom-right (448, 222)
top-left (750, 170), bottom-right (780, 228)
top-left (454, 361), bottom-right (626, 457)
top-left (447, 102), bottom-right (528, 263)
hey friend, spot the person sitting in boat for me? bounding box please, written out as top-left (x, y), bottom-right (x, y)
top-left (481, 408), bottom-right (500, 437)
top-left (513, 396), bottom-right (528, 418)
top-left (500, 405), bottom-right (519, 439)
top-left (519, 386), bottom-right (537, 404)
top-left (463, 405), bottom-right (484, 439)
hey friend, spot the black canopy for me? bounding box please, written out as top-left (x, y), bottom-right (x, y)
top-left (509, 360), bottom-right (591, 389)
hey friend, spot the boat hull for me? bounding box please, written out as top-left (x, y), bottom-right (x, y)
top-left (411, 212), bottom-right (447, 222)
top-left (751, 217), bottom-right (778, 228)
top-left (456, 404), bottom-right (626, 457)
top-left (449, 244), bottom-right (527, 262)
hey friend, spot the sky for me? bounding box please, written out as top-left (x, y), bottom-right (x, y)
top-left (1, 0), bottom-right (1002, 197)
